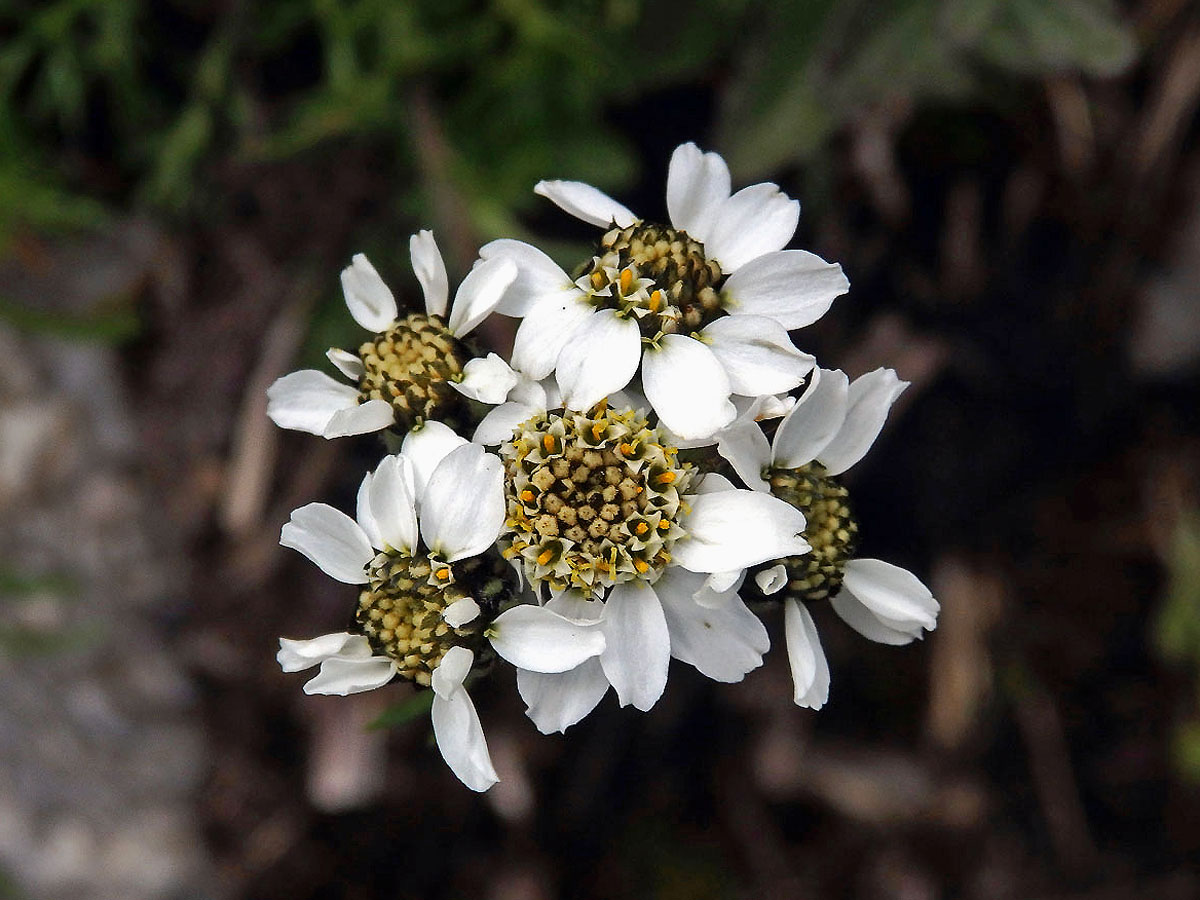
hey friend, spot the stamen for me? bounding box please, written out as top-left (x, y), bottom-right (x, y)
top-left (579, 223), bottom-right (724, 338)
top-left (500, 407), bottom-right (693, 590)
top-left (761, 464), bottom-right (859, 603)
top-left (355, 313), bottom-right (471, 431)
top-left (354, 551), bottom-right (512, 685)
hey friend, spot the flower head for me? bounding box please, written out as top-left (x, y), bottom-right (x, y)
top-left (267, 231), bottom-right (518, 439)
top-left (480, 143), bottom-right (847, 440)
top-left (276, 435), bottom-right (604, 790)
top-left (717, 367), bottom-right (939, 709)
top-left (489, 400), bottom-right (810, 727)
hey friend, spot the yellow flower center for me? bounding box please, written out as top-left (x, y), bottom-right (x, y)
top-left (761, 464), bottom-right (859, 603)
top-left (580, 223), bottom-right (725, 338)
top-left (356, 313), bottom-right (471, 431)
top-left (355, 550), bottom-right (512, 685)
top-left (499, 404), bottom-right (694, 592)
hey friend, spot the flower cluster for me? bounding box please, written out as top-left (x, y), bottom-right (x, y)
top-left (268, 143), bottom-right (939, 790)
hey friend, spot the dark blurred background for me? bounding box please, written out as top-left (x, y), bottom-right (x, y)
top-left (2, 0), bottom-right (1200, 898)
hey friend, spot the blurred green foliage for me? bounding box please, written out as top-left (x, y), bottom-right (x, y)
top-left (1155, 510), bottom-right (1200, 783)
top-left (0, 0), bottom-right (1137, 252)
top-left (368, 687), bottom-right (434, 730)
top-left (715, 0), bottom-right (1137, 178)
top-left (0, 565), bottom-right (99, 659)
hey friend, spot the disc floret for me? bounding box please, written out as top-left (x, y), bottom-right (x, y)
top-left (577, 222), bottom-right (725, 339)
top-left (761, 463), bottom-right (859, 603)
top-left (356, 312), bottom-right (472, 431)
top-left (499, 404), bottom-right (694, 592)
top-left (356, 548), bottom-right (512, 686)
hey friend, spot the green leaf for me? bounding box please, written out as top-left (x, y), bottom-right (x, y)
top-left (368, 689), bottom-right (434, 730)
top-left (0, 292), bottom-right (141, 343)
top-left (1171, 719), bottom-right (1200, 784)
top-left (979, 0), bottom-right (1137, 77)
top-left (0, 568), bottom-right (80, 599)
top-left (1154, 510), bottom-right (1200, 665)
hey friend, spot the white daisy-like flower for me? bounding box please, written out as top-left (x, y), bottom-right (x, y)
top-left (478, 142), bottom-right (848, 440)
top-left (276, 436), bottom-right (605, 791)
top-left (487, 400), bottom-right (809, 730)
top-left (716, 366), bottom-right (939, 710)
top-left (267, 230), bottom-right (518, 439)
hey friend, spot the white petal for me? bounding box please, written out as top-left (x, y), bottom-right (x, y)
top-left (367, 454), bottom-right (418, 554)
top-left (656, 569), bottom-right (768, 682)
top-left (721, 249), bottom-right (849, 329)
top-left (448, 256), bottom-right (518, 337)
top-left (431, 644), bottom-right (473, 698)
top-left (772, 368), bottom-right (849, 469)
top-left (840, 558), bottom-right (938, 632)
top-left (715, 423), bottom-right (772, 492)
top-left (694, 570), bottom-right (743, 609)
top-left (517, 660), bottom-right (609, 734)
top-left (556, 310), bottom-right (642, 411)
top-left (817, 369), bottom-right (909, 476)
top-left (478, 239), bottom-right (577, 317)
top-left (642, 335), bottom-right (736, 440)
top-left (702, 314), bottom-right (815, 396)
top-left (280, 503), bottom-right (373, 584)
top-left (674, 490), bottom-right (809, 573)
top-left (355, 469), bottom-right (383, 549)
top-left (488, 605), bottom-right (606, 673)
top-left (420, 443), bottom-right (505, 562)
top-left (666, 142), bottom-right (731, 242)
top-left (754, 393), bottom-right (797, 420)
top-left (705, 184), bottom-right (800, 273)
top-left (784, 600), bottom-right (830, 709)
top-left (322, 399), bottom-right (394, 438)
top-left (266, 370), bottom-right (358, 435)
top-left (830, 588), bottom-right (919, 645)
top-left (410, 230), bottom-right (449, 317)
top-left (598, 581), bottom-right (670, 711)
top-left (474, 401), bottom-right (539, 445)
top-left (340, 253), bottom-right (397, 332)
top-left (431, 684), bottom-right (499, 792)
top-left (755, 564), bottom-right (788, 596)
top-left (694, 472), bottom-right (736, 494)
top-left (514, 377), bottom-right (553, 409)
top-left (303, 656), bottom-right (395, 695)
top-left (277, 633), bottom-right (372, 672)
top-left (546, 592), bottom-right (605, 623)
top-left (510, 291), bottom-right (593, 380)
top-left (704, 570), bottom-right (742, 593)
top-left (451, 353), bottom-right (520, 404)
top-left (534, 179), bottom-right (636, 229)
top-left (401, 420), bottom-right (468, 497)
top-left (443, 597), bottom-right (481, 628)
top-left (326, 348), bottom-right (364, 380)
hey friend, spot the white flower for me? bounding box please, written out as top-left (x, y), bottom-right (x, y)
top-left (479, 143), bottom-right (846, 440)
top-left (276, 439), bottom-right (604, 791)
top-left (719, 366), bottom-right (939, 709)
top-left (267, 231), bottom-right (518, 439)
top-left (495, 403), bottom-right (808, 731)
